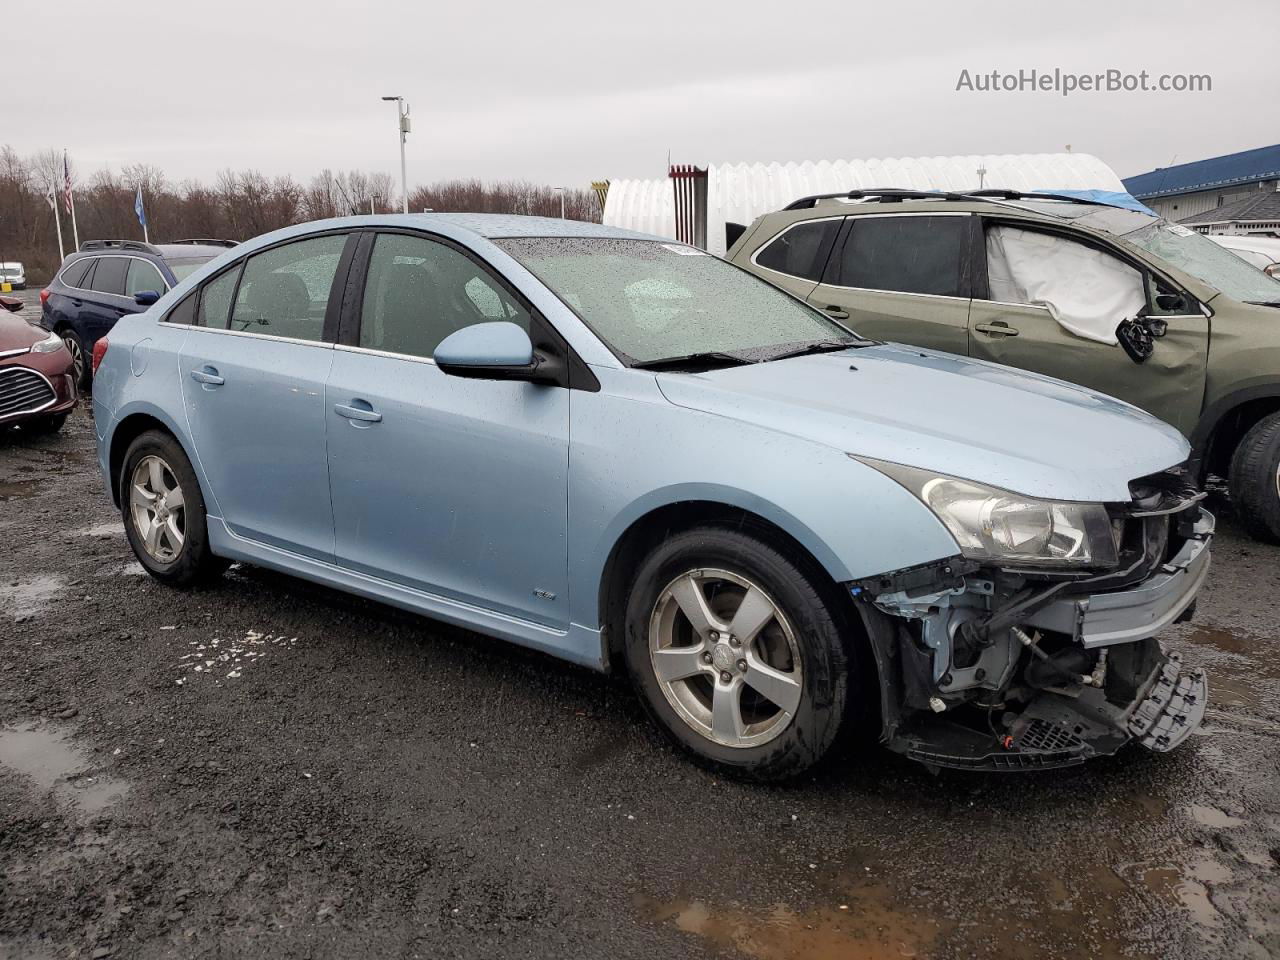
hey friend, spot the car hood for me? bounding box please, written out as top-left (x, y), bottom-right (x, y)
top-left (655, 343), bottom-right (1189, 502)
top-left (0, 313), bottom-right (45, 353)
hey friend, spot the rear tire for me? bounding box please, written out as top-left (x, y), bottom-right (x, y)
top-left (120, 430), bottom-right (227, 587)
top-left (59, 328), bottom-right (89, 387)
top-left (1228, 412), bottom-right (1280, 544)
top-left (622, 526), bottom-right (851, 781)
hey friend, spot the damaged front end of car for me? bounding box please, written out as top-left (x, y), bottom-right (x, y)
top-left (850, 459), bottom-right (1211, 771)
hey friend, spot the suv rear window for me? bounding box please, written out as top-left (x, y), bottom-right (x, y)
top-left (754, 219), bottom-right (840, 281)
top-left (60, 258), bottom-right (93, 288)
top-left (89, 256), bottom-right (129, 296)
top-left (833, 215), bottom-right (968, 297)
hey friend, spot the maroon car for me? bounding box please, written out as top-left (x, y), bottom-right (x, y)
top-left (0, 297), bottom-right (78, 434)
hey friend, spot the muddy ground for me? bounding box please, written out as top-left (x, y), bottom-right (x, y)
top-left (1, 316), bottom-right (1278, 959)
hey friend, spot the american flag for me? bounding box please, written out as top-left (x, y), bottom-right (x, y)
top-left (63, 150), bottom-right (73, 215)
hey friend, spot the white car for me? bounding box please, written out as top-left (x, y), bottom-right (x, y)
top-left (0, 261), bottom-right (25, 290)
top-left (1206, 235), bottom-right (1280, 278)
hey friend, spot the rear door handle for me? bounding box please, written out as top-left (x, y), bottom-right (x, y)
top-left (334, 401), bottom-right (382, 423)
top-left (974, 322), bottom-right (1019, 337)
top-left (821, 304), bottom-right (850, 320)
top-left (190, 367), bottom-right (225, 386)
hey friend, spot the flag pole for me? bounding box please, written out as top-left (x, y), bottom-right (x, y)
top-left (69, 191), bottom-right (80, 250)
top-left (49, 191), bottom-right (65, 262)
top-left (64, 149), bottom-right (80, 251)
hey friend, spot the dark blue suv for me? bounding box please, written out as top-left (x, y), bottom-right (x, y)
top-left (40, 239), bottom-right (234, 383)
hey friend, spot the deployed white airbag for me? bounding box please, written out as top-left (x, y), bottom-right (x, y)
top-left (986, 226), bottom-right (1146, 345)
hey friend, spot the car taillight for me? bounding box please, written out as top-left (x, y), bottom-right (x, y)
top-left (92, 336), bottom-right (109, 375)
top-left (39, 288), bottom-right (50, 306)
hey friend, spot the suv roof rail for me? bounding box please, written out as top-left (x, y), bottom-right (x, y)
top-left (78, 239), bottom-right (161, 254)
top-left (168, 238), bottom-right (239, 247)
top-left (783, 187), bottom-right (1115, 211)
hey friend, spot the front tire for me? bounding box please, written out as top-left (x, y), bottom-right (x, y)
top-left (120, 430), bottom-right (227, 587)
top-left (1229, 412), bottom-right (1280, 544)
top-left (622, 527), bottom-right (851, 781)
top-left (59, 329), bottom-right (89, 387)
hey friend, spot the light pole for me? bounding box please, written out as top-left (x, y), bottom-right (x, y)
top-left (554, 186), bottom-right (565, 219)
top-left (382, 96), bottom-right (410, 213)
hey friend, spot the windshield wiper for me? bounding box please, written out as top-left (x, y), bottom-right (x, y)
top-left (765, 338), bottom-right (869, 362)
top-left (1245, 300), bottom-right (1280, 307)
top-left (631, 351), bottom-right (755, 372)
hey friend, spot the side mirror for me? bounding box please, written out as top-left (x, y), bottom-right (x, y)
top-left (435, 322), bottom-right (545, 382)
top-left (1117, 318), bottom-right (1155, 364)
top-left (1154, 292), bottom-right (1187, 313)
top-left (134, 290), bottom-right (161, 306)
top-left (0, 295), bottom-right (23, 313)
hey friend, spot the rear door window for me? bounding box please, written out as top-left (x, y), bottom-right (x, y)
top-left (125, 259), bottom-right (167, 296)
top-left (832, 215), bottom-right (968, 297)
top-left (230, 234), bottom-right (347, 342)
top-left (197, 267), bottom-right (240, 329)
top-left (89, 256), bottom-right (129, 296)
top-left (753, 219), bottom-right (841, 281)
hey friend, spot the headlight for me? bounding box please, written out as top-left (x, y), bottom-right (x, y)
top-left (856, 456), bottom-right (1118, 568)
top-left (30, 330), bottom-right (65, 354)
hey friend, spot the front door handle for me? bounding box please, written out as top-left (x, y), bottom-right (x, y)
top-left (190, 366), bottom-right (225, 386)
top-left (821, 304), bottom-right (850, 320)
top-left (974, 321), bottom-right (1019, 337)
top-left (334, 401), bottom-right (382, 423)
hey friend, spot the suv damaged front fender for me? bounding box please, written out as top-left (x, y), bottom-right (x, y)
top-left (850, 505), bottom-right (1212, 771)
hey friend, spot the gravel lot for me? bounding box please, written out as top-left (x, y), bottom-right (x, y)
top-left (1, 304), bottom-right (1278, 959)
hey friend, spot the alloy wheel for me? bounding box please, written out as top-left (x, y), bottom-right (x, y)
top-left (129, 455), bottom-right (186, 563)
top-left (62, 335), bottom-right (84, 382)
top-left (648, 568), bottom-right (803, 748)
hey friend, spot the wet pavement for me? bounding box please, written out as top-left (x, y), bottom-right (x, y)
top-left (1, 397), bottom-right (1278, 959)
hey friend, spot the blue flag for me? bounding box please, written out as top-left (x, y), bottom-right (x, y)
top-left (134, 185), bottom-right (147, 228)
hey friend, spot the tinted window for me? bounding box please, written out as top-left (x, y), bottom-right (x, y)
top-left (165, 292), bottom-right (197, 325)
top-left (89, 256), bottom-right (129, 296)
top-left (230, 235), bottom-right (347, 342)
top-left (60, 258), bottom-right (93, 288)
top-left (359, 233), bottom-right (530, 359)
top-left (754, 219), bottom-right (840, 281)
top-left (834, 216), bottom-right (967, 297)
top-left (125, 259), bottom-right (167, 296)
top-left (198, 267), bottom-right (239, 329)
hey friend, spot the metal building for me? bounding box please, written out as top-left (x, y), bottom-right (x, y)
top-left (1122, 144), bottom-right (1280, 223)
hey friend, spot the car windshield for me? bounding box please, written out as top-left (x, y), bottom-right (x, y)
top-left (166, 257), bottom-right (215, 282)
top-left (497, 237), bottom-right (861, 364)
top-left (1121, 220), bottom-right (1280, 304)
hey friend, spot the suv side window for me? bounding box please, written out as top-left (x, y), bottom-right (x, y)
top-left (753, 219), bottom-right (841, 281)
top-left (229, 234), bottom-right (348, 342)
top-left (125, 259), bottom-right (167, 297)
top-left (60, 258), bottom-right (93, 288)
top-left (89, 256), bottom-right (129, 296)
top-left (358, 233), bottom-right (531, 359)
top-left (833, 215), bottom-right (968, 297)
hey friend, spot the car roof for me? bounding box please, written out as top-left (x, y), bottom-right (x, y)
top-left (151, 244), bottom-right (232, 260)
top-left (356, 212), bottom-right (659, 241)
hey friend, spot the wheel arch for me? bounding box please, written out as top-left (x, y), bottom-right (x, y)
top-left (1192, 380), bottom-right (1280, 480)
top-left (107, 408), bottom-right (202, 509)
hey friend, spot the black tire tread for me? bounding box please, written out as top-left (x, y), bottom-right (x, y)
top-left (1228, 411), bottom-right (1280, 544)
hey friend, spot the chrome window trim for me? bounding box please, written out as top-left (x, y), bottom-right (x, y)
top-left (0, 367), bottom-right (57, 420)
top-left (334, 342), bottom-right (438, 366)
top-left (748, 215), bottom-right (846, 282)
top-left (816, 283), bottom-right (972, 304)
top-left (57, 254), bottom-right (172, 298)
top-left (972, 300), bottom-right (1054, 312)
top-left (817, 211), bottom-right (974, 300)
top-left (181, 324), bottom-right (334, 349)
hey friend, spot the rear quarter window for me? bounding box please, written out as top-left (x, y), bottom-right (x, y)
top-left (753, 219), bottom-right (841, 281)
top-left (59, 258), bottom-right (93, 288)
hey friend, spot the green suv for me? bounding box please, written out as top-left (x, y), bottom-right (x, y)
top-left (728, 189), bottom-right (1280, 542)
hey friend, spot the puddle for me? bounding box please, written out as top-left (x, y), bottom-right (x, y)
top-left (0, 724), bottom-right (129, 815)
top-left (0, 574), bottom-right (65, 618)
top-left (77, 521), bottom-right (125, 537)
top-left (636, 888), bottom-right (935, 960)
top-left (0, 479), bottom-right (40, 500)
top-left (1120, 857), bottom-right (1229, 929)
top-left (1189, 804), bottom-right (1245, 829)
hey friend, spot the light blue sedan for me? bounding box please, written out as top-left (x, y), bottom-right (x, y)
top-left (92, 215), bottom-right (1211, 778)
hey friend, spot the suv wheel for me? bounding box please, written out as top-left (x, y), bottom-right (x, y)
top-left (1229, 411), bottom-right (1280, 544)
top-left (120, 430), bottom-right (227, 586)
top-left (60, 329), bottom-right (88, 386)
top-left (623, 526), bottom-right (851, 780)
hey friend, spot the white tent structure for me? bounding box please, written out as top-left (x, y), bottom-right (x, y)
top-left (603, 153), bottom-right (1127, 256)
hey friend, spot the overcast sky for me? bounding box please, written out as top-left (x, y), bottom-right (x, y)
top-left (9, 0), bottom-right (1277, 191)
